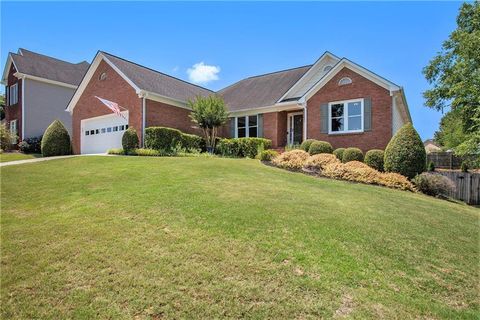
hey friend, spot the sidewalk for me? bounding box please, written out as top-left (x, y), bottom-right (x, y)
top-left (0, 154), bottom-right (111, 167)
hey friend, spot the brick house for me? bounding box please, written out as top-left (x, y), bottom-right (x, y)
top-left (67, 51), bottom-right (411, 154)
top-left (1, 49), bottom-right (89, 142)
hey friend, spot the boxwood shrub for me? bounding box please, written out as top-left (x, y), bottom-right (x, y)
top-left (181, 133), bottom-right (203, 151)
top-left (41, 120), bottom-right (71, 157)
top-left (365, 149), bottom-right (385, 172)
top-left (145, 127), bottom-right (183, 151)
top-left (258, 149), bottom-right (279, 161)
top-left (342, 147), bottom-right (364, 163)
top-left (333, 148), bottom-right (345, 160)
top-left (308, 141), bottom-right (333, 155)
top-left (122, 128), bottom-right (139, 153)
top-left (300, 139), bottom-right (317, 152)
top-left (217, 138), bottom-right (272, 158)
top-left (19, 136), bottom-right (42, 154)
top-left (384, 123), bottom-right (426, 179)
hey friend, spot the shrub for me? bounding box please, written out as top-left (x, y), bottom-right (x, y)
top-left (322, 162), bottom-right (350, 180)
top-left (343, 161), bottom-right (382, 184)
top-left (461, 161), bottom-right (469, 172)
top-left (217, 138), bottom-right (271, 158)
top-left (303, 153), bottom-right (340, 172)
top-left (259, 149), bottom-right (279, 161)
top-left (285, 144), bottom-right (301, 152)
top-left (122, 128), bottom-right (139, 153)
top-left (133, 148), bottom-right (162, 157)
top-left (427, 161), bottom-right (435, 172)
top-left (0, 123), bottom-right (15, 151)
top-left (379, 172), bottom-right (415, 191)
top-left (41, 120), bottom-right (71, 157)
top-left (384, 123), bottom-right (426, 179)
top-left (333, 148), bottom-right (345, 161)
top-left (412, 173), bottom-right (455, 197)
top-left (342, 147), bottom-right (364, 163)
top-left (18, 136), bottom-right (42, 153)
top-left (181, 133), bottom-right (203, 151)
top-left (365, 149), bottom-right (385, 172)
top-left (272, 150), bottom-right (309, 170)
top-left (308, 141), bottom-right (333, 155)
top-left (145, 127), bottom-right (183, 151)
top-left (300, 139), bottom-right (317, 152)
top-left (107, 148), bottom-right (125, 155)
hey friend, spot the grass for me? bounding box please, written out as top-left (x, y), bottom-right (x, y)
top-left (0, 152), bottom-right (42, 162)
top-left (1, 156), bottom-right (478, 319)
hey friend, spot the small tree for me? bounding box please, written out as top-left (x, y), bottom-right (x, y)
top-left (122, 127), bottom-right (139, 154)
top-left (0, 123), bottom-right (15, 151)
top-left (41, 120), bottom-right (71, 157)
top-left (188, 95), bottom-right (228, 152)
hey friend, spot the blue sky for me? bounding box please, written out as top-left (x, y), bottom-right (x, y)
top-left (1, 1), bottom-right (461, 140)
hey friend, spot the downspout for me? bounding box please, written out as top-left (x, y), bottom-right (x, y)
top-left (142, 96), bottom-right (146, 147)
top-left (21, 76), bottom-right (25, 141)
top-left (299, 98), bottom-right (307, 141)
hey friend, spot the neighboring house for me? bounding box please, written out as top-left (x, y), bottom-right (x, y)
top-left (1, 49), bottom-right (89, 142)
top-left (67, 51), bottom-right (411, 154)
top-left (424, 139), bottom-right (442, 153)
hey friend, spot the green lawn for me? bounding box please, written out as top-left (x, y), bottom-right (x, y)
top-left (1, 156), bottom-right (478, 319)
top-left (0, 152), bottom-right (42, 162)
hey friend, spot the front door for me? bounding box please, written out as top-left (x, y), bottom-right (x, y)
top-left (288, 113), bottom-right (303, 145)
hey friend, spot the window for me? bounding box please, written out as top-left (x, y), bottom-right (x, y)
top-left (113, 126), bottom-right (118, 132)
top-left (99, 72), bottom-right (107, 81)
top-left (323, 65), bottom-right (333, 72)
top-left (101, 128), bottom-right (106, 134)
top-left (119, 125), bottom-right (125, 131)
top-left (9, 120), bottom-right (17, 143)
top-left (95, 129), bottom-right (99, 134)
top-left (85, 131), bottom-right (90, 136)
top-left (107, 127), bottom-right (112, 133)
top-left (328, 99), bottom-right (363, 134)
top-left (5, 86), bottom-right (9, 106)
top-left (90, 130), bottom-right (95, 135)
top-left (235, 115), bottom-right (258, 138)
top-left (9, 83), bottom-right (18, 105)
top-left (338, 77), bottom-right (352, 86)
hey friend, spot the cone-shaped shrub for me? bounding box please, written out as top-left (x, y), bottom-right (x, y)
top-left (308, 141), bottom-right (333, 155)
top-left (41, 120), bottom-right (71, 157)
top-left (365, 149), bottom-right (385, 172)
top-left (122, 127), bottom-right (139, 153)
top-left (384, 123), bottom-right (426, 179)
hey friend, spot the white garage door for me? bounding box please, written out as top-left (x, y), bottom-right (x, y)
top-left (81, 112), bottom-right (129, 154)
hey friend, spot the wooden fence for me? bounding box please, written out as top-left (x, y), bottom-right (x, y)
top-left (427, 152), bottom-right (469, 169)
top-left (435, 171), bottom-right (480, 205)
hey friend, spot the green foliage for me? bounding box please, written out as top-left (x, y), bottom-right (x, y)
top-left (461, 161), bottom-right (469, 172)
top-left (0, 94), bottom-right (5, 121)
top-left (19, 136), bottom-right (42, 154)
top-left (434, 108), bottom-right (470, 150)
top-left (121, 128), bottom-right (139, 153)
top-left (384, 123), bottom-right (426, 179)
top-left (342, 147), bottom-right (364, 163)
top-left (284, 144), bottom-right (301, 152)
top-left (41, 120), bottom-right (71, 157)
top-left (365, 149), bottom-right (385, 172)
top-left (217, 138), bottom-right (272, 158)
top-left (107, 148), bottom-right (125, 155)
top-left (145, 127), bottom-right (182, 151)
top-left (181, 133), bottom-right (203, 151)
top-left (133, 148), bottom-right (162, 157)
top-left (258, 149), bottom-right (279, 161)
top-left (308, 141), bottom-right (333, 155)
top-left (423, 2), bottom-right (480, 153)
top-left (412, 173), bottom-right (456, 197)
top-left (427, 161), bottom-right (436, 172)
top-left (333, 148), bottom-right (345, 160)
top-left (0, 123), bottom-right (15, 151)
top-left (188, 95), bottom-right (228, 151)
top-left (300, 139), bottom-right (317, 152)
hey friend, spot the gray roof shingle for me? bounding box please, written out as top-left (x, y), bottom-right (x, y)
top-left (102, 52), bottom-right (213, 101)
top-left (218, 65), bottom-right (311, 112)
top-left (12, 49), bottom-right (89, 86)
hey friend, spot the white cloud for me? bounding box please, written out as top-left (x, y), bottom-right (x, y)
top-left (187, 62), bottom-right (220, 84)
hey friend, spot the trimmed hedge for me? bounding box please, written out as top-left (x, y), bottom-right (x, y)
top-left (342, 147), bottom-right (364, 163)
top-left (122, 128), bottom-right (139, 153)
top-left (181, 133), bottom-right (203, 151)
top-left (144, 127), bottom-right (203, 152)
top-left (217, 138), bottom-right (272, 158)
top-left (258, 149), bottom-right (278, 161)
top-left (333, 148), bottom-right (345, 160)
top-left (384, 123), bottom-right (426, 179)
top-left (41, 120), bottom-right (71, 157)
top-left (300, 139), bottom-right (317, 152)
top-left (308, 141), bottom-right (333, 155)
top-left (365, 149), bottom-right (384, 172)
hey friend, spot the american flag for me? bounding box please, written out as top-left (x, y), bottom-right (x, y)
top-left (95, 96), bottom-right (127, 120)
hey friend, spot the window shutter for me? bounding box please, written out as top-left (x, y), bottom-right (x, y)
top-left (230, 118), bottom-right (236, 138)
top-left (364, 97), bottom-right (372, 131)
top-left (257, 114), bottom-right (263, 138)
top-left (5, 86), bottom-right (8, 106)
top-left (320, 103), bottom-right (328, 133)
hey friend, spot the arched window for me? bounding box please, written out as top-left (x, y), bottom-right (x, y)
top-left (99, 72), bottom-right (107, 81)
top-left (323, 65), bottom-right (333, 72)
top-left (338, 77), bottom-right (352, 86)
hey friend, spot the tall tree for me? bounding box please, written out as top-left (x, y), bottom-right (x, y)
top-left (0, 94), bottom-right (5, 121)
top-left (423, 1), bottom-right (479, 156)
top-left (434, 108), bottom-right (469, 150)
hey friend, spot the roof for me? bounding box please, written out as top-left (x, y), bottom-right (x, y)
top-left (218, 65), bottom-right (311, 111)
top-left (101, 52), bottom-right (213, 101)
top-left (9, 48), bottom-right (89, 86)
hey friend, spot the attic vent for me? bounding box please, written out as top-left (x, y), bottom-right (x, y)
top-left (338, 77), bottom-right (352, 86)
top-left (99, 72), bottom-right (107, 81)
top-left (323, 65), bottom-right (333, 72)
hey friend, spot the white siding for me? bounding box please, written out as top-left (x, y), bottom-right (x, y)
top-left (392, 95), bottom-right (405, 135)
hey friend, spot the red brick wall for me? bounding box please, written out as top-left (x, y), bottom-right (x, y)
top-left (72, 60), bottom-right (142, 154)
top-left (5, 64), bottom-right (23, 141)
top-left (146, 100), bottom-right (201, 135)
top-left (306, 67), bottom-right (392, 152)
top-left (263, 111), bottom-right (287, 148)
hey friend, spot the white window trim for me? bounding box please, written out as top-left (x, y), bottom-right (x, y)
top-left (9, 83), bottom-right (18, 105)
top-left (9, 119), bottom-right (17, 144)
top-left (5, 86), bottom-right (9, 106)
top-left (234, 115), bottom-right (258, 138)
top-left (328, 98), bottom-right (364, 134)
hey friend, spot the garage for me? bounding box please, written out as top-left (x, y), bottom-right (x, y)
top-left (80, 112), bottom-right (129, 154)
